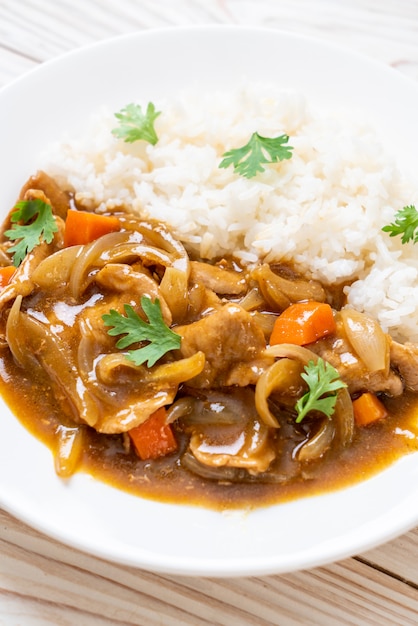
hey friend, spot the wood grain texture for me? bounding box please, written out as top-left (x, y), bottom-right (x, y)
top-left (1, 510), bottom-right (417, 625)
top-left (1, 0), bottom-right (418, 83)
top-left (0, 1), bottom-right (418, 624)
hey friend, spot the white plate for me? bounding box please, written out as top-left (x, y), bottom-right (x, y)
top-left (1, 25), bottom-right (418, 577)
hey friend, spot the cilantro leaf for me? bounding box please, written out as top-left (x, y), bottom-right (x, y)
top-left (111, 102), bottom-right (161, 145)
top-left (382, 205), bottom-right (418, 244)
top-left (219, 132), bottom-right (293, 178)
top-left (295, 358), bottom-right (347, 423)
top-left (4, 199), bottom-right (58, 266)
top-left (102, 296), bottom-right (181, 367)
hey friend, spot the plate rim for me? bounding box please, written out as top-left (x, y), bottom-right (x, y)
top-left (0, 24), bottom-right (417, 577)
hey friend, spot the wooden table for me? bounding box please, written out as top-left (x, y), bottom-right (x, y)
top-left (0, 1), bottom-right (417, 624)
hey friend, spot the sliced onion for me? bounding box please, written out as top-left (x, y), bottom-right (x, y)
top-left (255, 357), bottom-right (305, 427)
top-left (265, 343), bottom-right (319, 365)
top-left (127, 219), bottom-right (190, 275)
top-left (54, 425), bottom-right (85, 478)
top-left (159, 266), bottom-right (189, 323)
top-left (181, 389), bottom-right (257, 426)
top-left (144, 352), bottom-right (206, 384)
top-left (333, 384), bottom-right (354, 447)
top-left (238, 286), bottom-right (266, 311)
top-left (69, 231), bottom-right (129, 298)
top-left (250, 265), bottom-right (290, 311)
top-left (297, 418), bottom-right (335, 462)
top-left (68, 221), bottom-right (190, 317)
top-left (250, 312), bottom-right (277, 338)
top-left (104, 242), bottom-right (175, 267)
top-left (264, 342), bottom-right (354, 455)
top-left (96, 351), bottom-right (205, 386)
top-left (165, 397), bottom-right (195, 424)
top-left (296, 386), bottom-right (354, 462)
top-left (6, 296), bottom-right (40, 370)
top-left (251, 264), bottom-right (326, 308)
top-left (7, 305), bottom-right (100, 427)
top-left (31, 245), bottom-right (83, 290)
top-left (340, 308), bottom-right (389, 374)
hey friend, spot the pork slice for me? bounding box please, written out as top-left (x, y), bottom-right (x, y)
top-left (176, 303), bottom-right (273, 388)
top-left (19, 170), bottom-right (71, 220)
top-left (389, 339), bottom-right (418, 391)
top-left (311, 328), bottom-right (403, 397)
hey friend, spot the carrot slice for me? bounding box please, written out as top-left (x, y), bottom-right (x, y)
top-left (64, 209), bottom-right (120, 247)
top-left (0, 265), bottom-right (16, 289)
top-left (128, 407), bottom-right (177, 460)
top-left (270, 301), bottom-right (336, 346)
top-left (353, 392), bottom-right (388, 427)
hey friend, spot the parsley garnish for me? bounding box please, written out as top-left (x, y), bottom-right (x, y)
top-left (111, 102), bottom-right (161, 145)
top-left (4, 199), bottom-right (58, 266)
top-left (382, 205), bottom-right (418, 244)
top-left (219, 132), bottom-right (293, 179)
top-left (295, 358), bottom-right (347, 423)
top-left (102, 296), bottom-right (181, 367)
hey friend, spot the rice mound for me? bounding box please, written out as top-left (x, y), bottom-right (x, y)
top-left (40, 82), bottom-right (418, 342)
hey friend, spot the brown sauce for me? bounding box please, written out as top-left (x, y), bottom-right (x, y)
top-left (1, 352), bottom-right (417, 511)
top-left (1, 177), bottom-right (418, 512)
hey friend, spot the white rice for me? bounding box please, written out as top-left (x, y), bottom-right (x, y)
top-left (40, 82), bottom-right (418, 342)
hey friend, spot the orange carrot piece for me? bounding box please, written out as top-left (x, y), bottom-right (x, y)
top-left (0, 265), bottom-right (16, 289)
top-left (353, 392), bottom-right (388, 427)
top-left (270, 301), bottom-right (336, 346)
top-left (128, 407), bottom-right (177, 460)
top-left (64, 210), bottom-right (120, 247)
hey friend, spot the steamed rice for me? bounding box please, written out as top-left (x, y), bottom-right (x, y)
top-left (40, 82), bottom-right (418, 342)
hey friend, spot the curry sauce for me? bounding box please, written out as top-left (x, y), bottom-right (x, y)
top-left (2, 173), bottom-right (418, 510)
top-left (1, 350), bottom-right (417, 510)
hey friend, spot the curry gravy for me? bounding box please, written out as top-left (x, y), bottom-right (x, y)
top-left (1, 352), bottom-right (418, 511)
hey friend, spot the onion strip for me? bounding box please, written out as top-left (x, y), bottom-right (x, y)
top-left (96, 351), bottom-right (205, 386)
top-left (341, 308), bottom-right (390, 374)
top-left (54, 425), bottom-right (85, 478)
top-left (297, 418), bottom-right (335, 462)
top-left (263, 342), bottom-right (354, 457)
top-left (252, 264), bottom-right (326, 308)
top-left (255, 358), bottom-right (305, 427)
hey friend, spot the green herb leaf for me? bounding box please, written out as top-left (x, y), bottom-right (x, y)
top-left (102, 296), bottom-right (181, 367)
top-left (295, 358), bottom-right (347, 423)
top-left (219, 132), bottom-right (293, 179)
top-left (4, 199), bottom-right (58, 266)
top-left (382, 205), bottom-right (418, 244)
top-left (111, 102), bottom-right (161, 145)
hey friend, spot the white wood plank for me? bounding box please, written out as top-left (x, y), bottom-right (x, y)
top-left (0, 591), bottom-right (123, 626)
top-left (0, 0), bottom-right (228, 64)
top-left (0, 0), bottom-right (418, 78)
top-left (0, 510), bottom-right (417, 626)
top-left (359, 527), bottom-right (418, 583)
top-left (2, 0), bottom-right (418, 88)
top-left (1, 1), bottom-right (418, 624)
